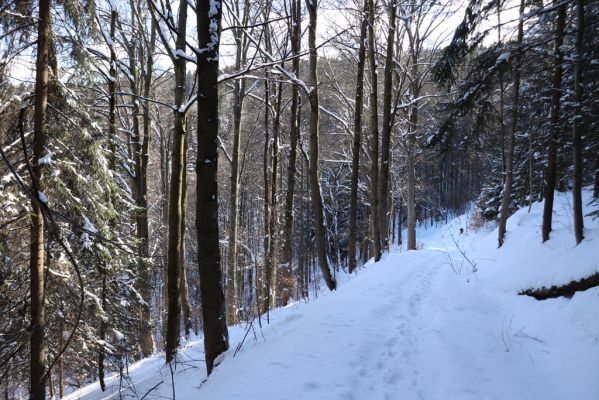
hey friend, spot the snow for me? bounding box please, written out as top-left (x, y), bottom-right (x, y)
top-left (496, 51), bottom-right (511, 64)
top-left (196, 0), bottom-right (220, 60)
top-left (1, 174), bottom-right (12, 185)
top-left (175, 49), bottom-right (197, 63)
top-left (178, 94), bottom-right (197, 113)
top-left (65, 189), bottom-right (599, 400)
top-left (113, 329), bottom-right (125, 341)
top-left (81, 216), bottom-right (98, 250)
top-left (38, 151), bottom-right (55, 165)
top-left (38, 191), bottom-right (48, 203)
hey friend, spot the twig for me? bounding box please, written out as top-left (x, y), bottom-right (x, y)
top-left (234, 318), bottom-right (255, 357)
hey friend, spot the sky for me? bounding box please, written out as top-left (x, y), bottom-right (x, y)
top-left (3, 0), bottom-right (521, 86)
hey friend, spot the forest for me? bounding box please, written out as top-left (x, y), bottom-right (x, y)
top-left (0, 0), bottom-right (598, 397)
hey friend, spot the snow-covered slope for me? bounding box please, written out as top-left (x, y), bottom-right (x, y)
top-left (66, 189), bottom-right (599, 400)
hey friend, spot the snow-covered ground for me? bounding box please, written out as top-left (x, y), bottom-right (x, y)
top-left (65, 189), bottom-right (599, 400)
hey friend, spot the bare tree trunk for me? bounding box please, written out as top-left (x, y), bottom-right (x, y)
top-left (119, 0), bottom-right (150, 358)
top-left (269, 80), bottom-right (283, 307)
top-left (226, 73), bottom-right (241, 324)
top-left (138, 14), bottom-right (156, 359)
top-left (226, 0), bottom-right (250, 325)
top-left (406, 54), bottom-right (419, 251)
top-left (361, 209), bottom-right (370, 263)
top-left (165, 0), bottom-right (189, 362)
top-left (159, 126), bottom-right (169, 340)
top-left (196, 0), bottom-right (229, 374)
top-left (58, 317), bottom-right (64, 398)
top-left (99, 6), bottom-right (118, 391)
top-left (542, 1), bottom-right (566, 243)
top-left (348, 0), bottom-right (368, 274)
top-left (398, 194), bottom-right (402, 245)
top-left (281, 0), bottom-right (301, 270)
top-left (367, 0), bottom-right (382, 261)
top-left (305, 0), bottom-right (336, 290)
top-left (594, 158), bottom-right (599, 199)
top-left (29, 1), bottom-right (51, 397)
top-left (99, 273), bottom-right (108, 391)
top-left (572, 0), bottom-right (584, 245)
top-left (497, 7), bottom-right (506, 176)
top-left (497, 0), bottom-right (524, 247)
top-left (261, 73), bottom-right (272, 315)
top-left (180, 134), bottom-right (192, 338)
top-left (406, 128), bottom-right (416, 250)
top-left (378, 0), bottom-right (397, 252)
top-left (158, 123), bottom-right (170, 339)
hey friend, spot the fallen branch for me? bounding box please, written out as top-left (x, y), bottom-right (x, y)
top-left (519, 272), bottom-right (599, 300)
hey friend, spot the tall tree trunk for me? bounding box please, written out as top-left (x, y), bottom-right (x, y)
top-left (165, 0), bottom-right (188, 362)
top-left (398, 194), bottom-right (402, 245)
top-left (261, 77), bottom-right (271, 314)
top-left (196, 0), bottom-right (229, 374)
top-left (497, 0), bottom-right (524, 247)
top-left (541, 1), bottom-right (566, 242)
top-left (281, 0), bottom-right (301, 270)
top-left (367, 0), bottom-right (382, 260)
top-left (305, 0), bottom-right (336, 290)
top-left (261, 7), bottom-right (282, 309)
top-left (572, 0), bottom-right (584, 245)
top-left (497, 6), bottom-right (506, 176)
top-left (158, 124), bottom-right (170, 338)
top-left (226, 69), bottom-right (241, 325)
top-left (29, 1), bottom-right (51, 397)
top-left (98, 272), bottom-right (107, 390)
top-left (298, 159), bottom-right (308, 298)
top-left (594, 158), bottom-right (599, 199)
top-left (226, 0), bottom-right (249, 325)
top-left (406, 126), bottom-right (416, 250)
top-left (406, 50), bottom-right (419, 251)
top-left (138, 12), bottom-right (156, 359)
top-left (269, 81), bottom-right (283, 307)
top-left (179, 134), bottom-right (192, 338)
top-left (58, 317), bottom-right (64, 398)
top-left (99, 6), bottom-right (118, 391)
top-left (348, 0), bottom-right (368, 273)
top-left (378, 0), bottom-right (397, 252)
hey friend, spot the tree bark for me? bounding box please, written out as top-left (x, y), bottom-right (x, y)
top-left (196, 0), bottom-right (229, 374)
top-left (29, 0), bottom-right (51, 396)
top-left (226, 0), bottom-right (249, 325)
top-left (378, 0), bottom-right (397, 252)
top-left (541, 1), bottom-right (566, 243)
top-left (348, 0), bottom-right (368, 273)
top-left (180, 134), bottom-right (192, 338)
top-left (138, 11), bottom-right (156, 359)
top-left (497, 6), bottom-right (506, 176)
top-left (406, 49), bottom-right (419, 251)
top-left (281, 0), bottom-right (302, 270)
top-left (572, 0), bottom-right (584, 245)
top-left (99, 6), bottom-right (118, 391)
top-left (367, 0), bottom-right (382, 260)
top-left (497, 0), bottom-right (524, 247)
top-left (165, 0), bottom-right (189, 362)
top-left (261, 77), bottom-right (271, 315)
top-left (268, 80), bottom-right (283, 307)
top-left (594, 158), bottom-right (599, 199)
top-left (305, 0), bottom-right (336, 290)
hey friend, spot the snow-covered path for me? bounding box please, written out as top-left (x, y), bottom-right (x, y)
top-left (200, 250), bottom-right (444, 400)
top-left (66, 191), bottom-right (599, 400)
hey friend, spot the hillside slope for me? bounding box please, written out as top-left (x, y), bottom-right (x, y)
top-left (66, 190), bottom-right (599, 400)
